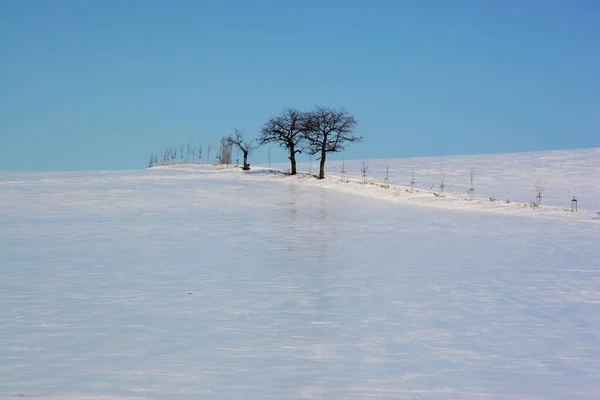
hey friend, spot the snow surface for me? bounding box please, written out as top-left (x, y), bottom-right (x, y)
top-left (1, 148), bottom-right (600, 399)
top-left (267, 147), bottom-right (600, 214)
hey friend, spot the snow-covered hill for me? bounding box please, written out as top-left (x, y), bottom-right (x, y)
top-left (264, 147), bottom-right (600, 213)
top-left (1, 148), bottom-right (599, 399)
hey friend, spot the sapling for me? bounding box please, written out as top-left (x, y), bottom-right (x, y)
top-left (535, 181), bottom-right (546, 208)
top-left (439, 175), bottom-right (445, 197)
top-left (571, 189), bottom-right (578, 212)
top-left (384, 166), bottom-right (390, 188)
top-left (468, 168), bottom-right (475, 201)
top-left (361, 160), bottom-right (369, 184)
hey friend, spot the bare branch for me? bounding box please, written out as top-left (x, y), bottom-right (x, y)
top-left (259, 108), bottom-right (309, 175)
top-left (304, 106), bottom-right (361, 179)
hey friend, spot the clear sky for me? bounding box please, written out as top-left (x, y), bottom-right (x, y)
top-left (1, 0), bottom-right (599, 171)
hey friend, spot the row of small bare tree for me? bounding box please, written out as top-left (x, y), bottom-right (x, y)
top-left (147, 106), bottom-right (361, 179)
top-left (148, 143), bottom-right (212, 167)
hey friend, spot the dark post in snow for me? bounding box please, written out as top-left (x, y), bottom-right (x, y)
top-left (341, 157), bottom-right (346, 183)
top-left (410, 170), bottom-right (416, 193)
top-left (305, 106), bottom-right (361, 180)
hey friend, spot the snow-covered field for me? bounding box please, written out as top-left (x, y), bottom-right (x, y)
top-left (267, 147), bottom-right (600, 215)
top-left (1, 148), bottom-right (600, 399)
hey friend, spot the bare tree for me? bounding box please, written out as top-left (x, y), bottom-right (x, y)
top-left (535, 181), bottom-right (546, 208)
top-left (259, 108), bottom-right (309, 175)
top-left (228, 129), bottom-right (257, 170)
top-left (180, 144), bottom-right (184, 164)
top-left (468, 168), bottom-right (475, 201)
top-left (439, 175), bottom-right (446, 197)
top-left (361, 160), bottom-right (369, 184)
top-left (206, 144), bottom-right (212, 165)
top-left (198, 141), bottom-right (203, 164)
top-left (384, 166), bottom-right (389, 188)
top-left (410, 169), bottom-right (416, 193)
top-left (217, 137), bottom-right (233, 165)
top-left (304, 106), bottom-right (361, 179)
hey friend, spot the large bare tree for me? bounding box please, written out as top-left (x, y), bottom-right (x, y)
top-left (259, 108), bottom-right (309, 175)
top-left (305, 106), bottom-right (360, 179)
top-left (227, 129), bottom-right (256, 170)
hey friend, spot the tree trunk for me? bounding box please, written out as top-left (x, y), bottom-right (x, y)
top-left (289, 146), bottom-right (297, 175)
top-left (318, 146), bottom-right (327, 179)
top-left (243, 151), bottom-right (249, 170)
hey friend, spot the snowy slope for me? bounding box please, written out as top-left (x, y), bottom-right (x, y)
top-left (266, 147), bottom-right (600, 212)
top-left (1, 148), bottom-right (600, 399)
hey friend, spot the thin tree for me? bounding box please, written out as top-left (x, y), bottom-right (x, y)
top-left (228, 129), bottom-right (256, 170)
top-left (217, 137), bottom-right (233, 165)
top-left (259, 107), bottom-right (309, 175)
top-left (410, 169), bottom-right (416, 193)
top-left (304, 106), bottom-right (361, 179)
top-left (468, 168), bottom-right (475, 201)
top-left (535, 181), bottom-right (546, 208)
top-left (180, 144), bottom-right (184, 164)
top-left (198, 141), bottom-right (203, 164)
top-left (361, 160), bottom-right (369, 184)
top-left (206, 144), bottom-right (212, 165)
top-left (439, 175), bottom-right (445, 197)
top-left (384, 166), bottom-right (389, 188)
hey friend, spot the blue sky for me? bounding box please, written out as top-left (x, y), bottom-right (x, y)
top-left (1, 0), bottom-right (599, 171)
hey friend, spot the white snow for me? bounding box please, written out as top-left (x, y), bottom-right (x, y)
top-left (1, 148), bottom-right (600, 399)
